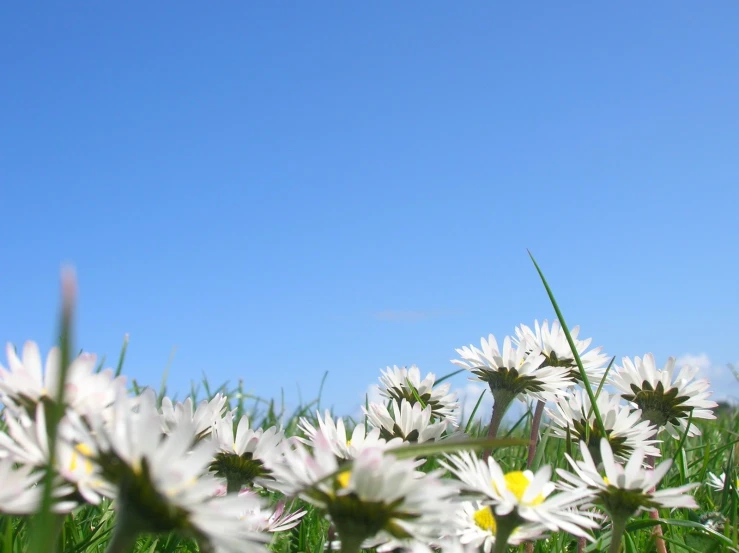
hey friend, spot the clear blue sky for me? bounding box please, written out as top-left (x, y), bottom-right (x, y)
top-left (2, 4), bottom-right (738, 415)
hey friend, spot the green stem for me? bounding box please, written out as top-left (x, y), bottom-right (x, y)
top-left (484, 391), bottom-right (514, 460)
top-left (106, 522), bottom-right (139, 553)
top-left (338, 533), bottom-right (364, 553)
top-left (608, 516), bottom-right (627, 553)
top-left (493, 522), bottom-right (515, 553)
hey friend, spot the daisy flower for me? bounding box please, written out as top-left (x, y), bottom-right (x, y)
top-left (299, 410), bottom-right (401, 459)
top-left (441, 451), bottom-right (597, 549)
top-left (0, 458), bottom-right (52, 514)
top-left (513, 320), bottom-right (609, 385)
top-left (364, 399), bottom-right (447, 443)
top-left (452, 335), bottom-right (571, 441)
top-left (558, 439), bottom-right (698, 553)
top-left (453, 335), bottom-right (570, 405)
top-left (546, 390), bottom-right (660, 462)
top-left (209, 411), bottom-right (286, 491)
top-left (453, 500), bottom-right (547, 553)
top-left (0, 341), bottom-right (126, 420)
top-left (610, 354), bottom-right (718, 438)
top-left (87, 390), bottom-right (269, 553)
top-left (234, 490), bottom-right (307, 533)
top-left (0, 404), bottom-right (115, 506)
top-left (264, 435), bottom-right (456, 552)
top-left (378, 365), bottom-right (459, 423)
top-left (160, 393), bottom-right (229, 441)
top-left (707, 472), bottom-right (738, 493)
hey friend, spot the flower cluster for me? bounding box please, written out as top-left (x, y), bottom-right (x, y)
top-left (0, 310), bottom-right (723, 553)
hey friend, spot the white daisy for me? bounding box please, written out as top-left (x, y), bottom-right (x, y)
top-left (299, 410), bottom-right (401, 459)
top-left (210, 411), bottom-right (286, 491)
top-left (546, 390), bottom-right (661, 461)
top-left (364, 399), bottom-right (447, 443)
top-left (513, 320), bottom-right (609, 385)
top-left (441, 451), bottom-right (597, 544)
top-left (264, 435), bottom-right (456, 550)
top-left (454, 500), bottom-right (547, 553)
top-left (557, 439), bottom-right (699, 518)
top-left (0, 458), bottom-right (49, 514)
top-left (0, 341), bottom-right (126, 420)
top-left (706, 472), bottom-right (738, 493)
top-left (0, 404), bottom-right (115, 506)
top-left (378, 365), bottom-right (459, 423)
top-left (88, 389), bottom-right (268, 553)
top-left (610, 354), bottom-right (718, 438)
top-left (235, 491), bottom-right (307, 533)
top-left (160, 393), bottom-right (229, 441)
top-left (452, 335), bottom-right (570, 405)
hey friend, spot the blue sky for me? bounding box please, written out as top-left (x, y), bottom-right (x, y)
top-left (2, 4), bottom-right (738, 416)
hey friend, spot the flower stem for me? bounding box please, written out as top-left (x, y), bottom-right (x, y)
top-left (608, 516), bottom-right (627, 553)
top-left (484, 391), bottom-right (514, 460)
top-left (106, 522), bottom-right (139, 553)
top-left (527, 400), bottom-right (545, 467)
top-left (646, 454), bottom-right (668, 553)
top-left (339, 534), bottom-right (364, 553)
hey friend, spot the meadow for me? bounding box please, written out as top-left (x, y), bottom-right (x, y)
top-left (0, 261), bottom-right (736, 553)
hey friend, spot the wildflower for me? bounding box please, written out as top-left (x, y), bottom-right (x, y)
top-left (0, 404), bottom-right (115, 506)
top-left (442, 451), bottom-right (597, 550)
top-left (87, 390), bottom-right (269, 553)
top-left (558, 439), bottom-right (698, 553)
top-left (514, 320), bottom-right (609, 385)
top-left (210, 411), bottom-right (285, 492)
top-left (364, 399), bottom-right (447, 443)
top-left (160, 393), bottom-right (229, 441)
top-left (707, 472), bottom-right (738, 493)
top-left (378, 365), bottom-right (459, 423)
top-left (611, 354), bottom-right (718, 438)
top-left (546, 390), bottom-right (660, 462)
top-left (0, 458), bottom-right (60, 514)
top-left (452, 335), bottom-right (570, 439)
top-left (299, 410), bottom-right (400, 459)
top-left (264, 436), bottom-right (456, 552)
top-left (454, 500), bottom-right (546, 553)
top-left (0, 341), bottom-right (125, 420)
top-left (236, 490), bottom-right (307, 533)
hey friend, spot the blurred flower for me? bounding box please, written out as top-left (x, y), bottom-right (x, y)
top-left (88, 390), bottom-right (268, 553)
top-left (0, 404), bottom-right (115, 507)
top-left (160, 393), bottom-right (229, 441)
top-left (0, 341), bottom-right (126, 421)
top-left (264, 435), bottom-right (456, 551)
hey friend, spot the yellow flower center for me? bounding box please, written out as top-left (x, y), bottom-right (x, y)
top-left (500, 471), bottom-right (545, 505)
top-left (68, 443), bottom-right (94, 475)
top-left (603, 475), bottom-right (610, 485)
top-left (473, 506), bottom-right (496, 533)
top-left (337, 470), bottom-right (351, 489)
